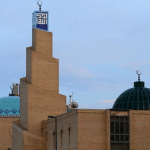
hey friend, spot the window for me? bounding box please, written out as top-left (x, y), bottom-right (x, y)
top-left (110, 116), bottom-right (130, 150)
top-left (53, 132), bottom-right (55, 149)
top-left (111, 135), bottom-right (115, 141)
top-left (125, 122), bottom-right (129, 134)
top-left (115, 122), bottom-right (119, 134)
top-left (69, 127), bottom-right (71, 143)
top-left (120, 122), bottom-right (124, 134)
top-left (111, 122), bottom-right (114, 134)
top-left (61, 129), bottom-right (63, 145)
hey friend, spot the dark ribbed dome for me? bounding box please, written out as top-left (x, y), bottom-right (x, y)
top-left (112, 81), bottom-right (150, 110)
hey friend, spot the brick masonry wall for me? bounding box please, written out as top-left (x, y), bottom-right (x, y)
top-left (106, 109), bottom-right (110, 150)
top-left (23, 129), bottom-right (43, 150)
top-left (12, 120), bottom-right (44, 150)
top-left (46, 109), bottom-right (110, 150)
top-left (0, 117), bottom-right (19, 150)
top-left (47, 111), bottom-right (78, 150)
top-left (47, 118), bottom-right (55, 150)
top-left (20, 78), bottom-right (28, 130)
top-left (12, 119), bottom-right (23, 150)
top-left (20, 28), bottom-right (66, 136)
top-left (130, 110), bottom-right (150, 150)
top-left (26, 47), bottom-right (32, 84)
top-left (78, 109), bottom-right (107, 150)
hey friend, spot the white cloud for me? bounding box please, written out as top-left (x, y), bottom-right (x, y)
top-left (98, 99), bottom-right (116, 103)
top-left (118, 61), bottom-right (150, 70)
top-left (64, 64), bottom-right (93, 78)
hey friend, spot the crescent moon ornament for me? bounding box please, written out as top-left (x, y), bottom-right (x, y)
top-left (10, 85), bottom-right (13, 90)
top-left (136, 70), bottom-right (142, 81)
top-left (37, 1), bottom-right (43, 11)
top-left (136, 70), bottom-right (142, 75)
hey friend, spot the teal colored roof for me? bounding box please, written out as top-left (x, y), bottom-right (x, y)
top-left (0, 96), bottom-right (20, 116)
top-left (112, 81), bottom-right (150, 110)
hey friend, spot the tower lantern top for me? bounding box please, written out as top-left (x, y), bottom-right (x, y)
top-left (32, 2), bottom-right (49, 31)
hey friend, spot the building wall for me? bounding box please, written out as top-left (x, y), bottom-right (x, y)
top-left (130, 110), bottom-right (150, 150)
top-left (46, 109), bottom-right (110, 150)
top-left (78, 109), bottom-right (108, 150)
top-left (12, 120), bottom-right (23, 150)
top-left (110, 110), bottom-right (129, 116)
top-left (47, 118), bottom-right (55, 150)
top-left (0, 117), bottom-right (19, 150)
top-left (23, 130), bottom-right (43, 150)
top-left (106, 109), bottom-right (110, 150)
top-left (47, 111), bottom-right (78, 150)
top-left (26, 47), bottom-right (32, 84)
top-left (57, 112), bottom-right (78, 150)
top-left (20, 78), bottom-right (28, 130)
top-left (12, 120), bottom-right (44, 150)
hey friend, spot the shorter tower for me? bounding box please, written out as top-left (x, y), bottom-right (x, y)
top-left (9, 83), bottom-right (19, 96)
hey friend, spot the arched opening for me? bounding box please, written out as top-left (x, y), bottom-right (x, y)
top-left (61, 129), bottom-right (63, 145)
top-left (68, 127), bottom-right (71, 143)
top-left (53, 131), bottom-right (55, 149)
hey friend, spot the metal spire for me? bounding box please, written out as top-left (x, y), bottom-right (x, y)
top-left (10, 85), bottom-right (13, 94)
top-left (136, 70), bottom-right (142, 81)
top-left (37, 1), bottom-right (43, 11)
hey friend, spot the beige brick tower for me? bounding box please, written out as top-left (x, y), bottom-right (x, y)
top-left (20, 28), bottom-right (66, 135)
top-left (12, 28), bottom-right (66, 150)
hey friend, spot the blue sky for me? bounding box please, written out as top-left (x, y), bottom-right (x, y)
top-left (1, 0), bottom-right (150, 109)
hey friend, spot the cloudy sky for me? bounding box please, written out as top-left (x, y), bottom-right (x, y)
top-left (1, 0), bottom-right (150, 109)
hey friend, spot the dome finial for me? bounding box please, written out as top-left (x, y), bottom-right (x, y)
top-left (136, 70), bottom-right (142, 81)
top-left (10, 85), bottom-right (13, 95)
top-left (37, 1), bottom-right (43, 11)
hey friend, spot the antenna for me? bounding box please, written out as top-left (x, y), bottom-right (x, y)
top-left (68, 92), bottom-right (78, 109)
top-left (69, 95), bottom-right (72, 105)
top-left (72, 92), bottom-right (74, 102)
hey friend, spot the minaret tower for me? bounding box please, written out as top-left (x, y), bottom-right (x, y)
top-left (12, 3), bottom-right (66, 150)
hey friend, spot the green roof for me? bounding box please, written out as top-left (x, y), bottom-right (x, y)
top-left (112, 81), bottom-right (150, 110)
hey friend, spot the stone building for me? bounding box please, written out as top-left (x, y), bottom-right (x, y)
top-left (1, 7), bottom-right (150, 150)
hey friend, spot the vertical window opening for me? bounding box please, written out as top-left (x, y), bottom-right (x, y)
top-left (69, 127), bottom-right (71, 143)
top-left (125, 122), bottom-right (129, 134)
top-left (110, 116), bottom-right (130, 150)
top-left (46, 131), bottom-right (48, 142)
top-left (115, 122), bottom-right (119, 134)
top-left (53, 132), bottom-right (55, 149)
top-left (120, 122), bottom-right (124, 134)
top-left (111, 122), bottom-right (114, 134)
top-left (61, 129), bottom-right (63, 145)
